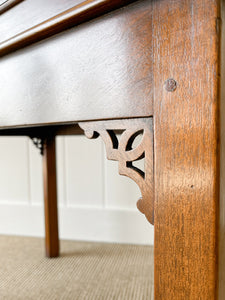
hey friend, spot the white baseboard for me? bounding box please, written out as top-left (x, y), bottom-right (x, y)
top-left (0, 204), bottom-right (154, 245)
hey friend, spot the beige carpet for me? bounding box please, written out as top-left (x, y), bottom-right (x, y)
top-left (0, 236), bottom-right (154, 300)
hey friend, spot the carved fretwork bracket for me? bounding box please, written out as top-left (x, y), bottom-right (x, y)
top-left (30, 136), bottom-right (46, 155)
top-left (79, 118), bottom-right (154, 225)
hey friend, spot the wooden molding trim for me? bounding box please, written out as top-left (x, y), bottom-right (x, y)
top-left (0, 0), bottom-right (23, 15)
top-left (79, 117), bottom-right (154, 225)
top-left (0, 0), bottom-right (136, 57)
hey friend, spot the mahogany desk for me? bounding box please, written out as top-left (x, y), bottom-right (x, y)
top-left (0, 0), bottom-right (224, 298)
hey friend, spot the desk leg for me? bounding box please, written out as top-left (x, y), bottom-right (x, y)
top-left (42, 136), bottom-right (59, 258)
top-left (153, 0), bottom-right (220, 298)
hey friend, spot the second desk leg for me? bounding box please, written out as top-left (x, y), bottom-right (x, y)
top-left (42, 136), bottom-right (59, 258)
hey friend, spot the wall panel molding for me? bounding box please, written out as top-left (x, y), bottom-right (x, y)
top-left (0, 204), bottom-right (153, 245)
top-left (0, 135), bottom-right (153, 244)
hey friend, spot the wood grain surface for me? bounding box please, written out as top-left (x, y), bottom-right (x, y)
top-left (0, 0), bottom-right (153, 128)
top-left (153, 0), bottom-right (220, 298)
top-left (219, 1), bottom-right (225, 298)
top-left (0, 0), bottom-right (223, 297)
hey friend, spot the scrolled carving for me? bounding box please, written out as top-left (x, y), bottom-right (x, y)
top-left (79, 118), bottom-right (154, 225)
top-left (30, 136), bottom-right (46, 155)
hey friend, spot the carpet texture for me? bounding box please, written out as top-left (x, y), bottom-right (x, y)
top-left (0, 236), bottom-right (154, 299)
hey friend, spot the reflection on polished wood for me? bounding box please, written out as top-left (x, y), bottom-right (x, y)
top-left (0, 0), bottom-right (82, 42)
top-left (0, 0), bottom-right (138, 56)
top-left (0, 0), bottom-right (153, 128)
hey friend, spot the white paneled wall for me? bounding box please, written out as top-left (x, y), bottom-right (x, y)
top-left (0, 136), bottom-right (153, 245)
